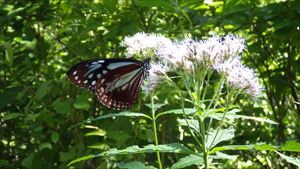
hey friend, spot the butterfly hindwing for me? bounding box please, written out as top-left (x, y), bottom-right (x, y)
top-left (95, 63), bottom-right (145, 110)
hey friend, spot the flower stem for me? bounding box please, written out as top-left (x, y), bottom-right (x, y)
top-left (150, 95), bottom-right (163, 169)
top-left (199, 116), bottom-right (209, 169)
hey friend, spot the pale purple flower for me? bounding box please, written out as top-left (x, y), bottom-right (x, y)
top-left (186, 35), bottom-right (245, 69)
top-left (121, 32), bottom-right (172, 57)
top-left (156, 40), bottom-right (194, 71)
top-left (186, 36), bottom-right (224, 68)
top-left (216, 57), bottom-right (262, 96)
top-left (222, 35), bottom-right (245, 60)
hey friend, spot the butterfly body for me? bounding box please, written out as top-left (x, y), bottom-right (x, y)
top-left (67, 58), bottom-right (150, 110)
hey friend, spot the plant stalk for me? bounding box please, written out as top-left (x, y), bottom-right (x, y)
top-left (151, 95), bottom-right (163, 169)
top-left (199, 116), bottom-right (209, 169)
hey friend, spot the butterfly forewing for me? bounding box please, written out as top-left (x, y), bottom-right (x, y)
top-left (67, 59), bottom-right (139, 90)
top-left (95, 63), bottom-right (145, 110)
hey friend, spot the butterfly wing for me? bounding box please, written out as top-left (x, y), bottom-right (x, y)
top-left (95, 63), bottom-right (145, 110)
top-left (67, 59), bottom-right (139, 90)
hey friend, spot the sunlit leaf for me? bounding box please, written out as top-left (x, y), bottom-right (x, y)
top-left (177, 119), bottom-right (200, 132)
top-left (276, 151), bottom-right (300, 167)
top-left (206, 126), bottom-right (235, 149)
top-left (84, 130), bottom-right (106, 137)
top-left (280, 140), bottom-right (300, 152)
top-left (210, 141), bottom-right (300, 154)
top-left (209, 109), bottom-right (277, 124)
top-left (92, 111), bottom-right (151, 121)
top-left (211, 152), bottom-right (238, 160)
top-left (68, 143), bottom-right (193, 165)
top-left (156, 108), bottom-right (196, 118)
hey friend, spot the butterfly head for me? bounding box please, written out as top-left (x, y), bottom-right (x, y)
top-left (141, 58), bottom-right (151, 71)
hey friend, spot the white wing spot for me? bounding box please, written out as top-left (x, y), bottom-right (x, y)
top-left (73, 71), bottom-right (77, 75)
top-left (102, 70), bottom-right (108, 74)
top-left (75, 76), bottom-right (78, 80)
top-left (92, 81), bottom-right (96, 86)
top-left (101, 79), bottom-right (105, 84)
top-left (88, 73), bottom-right (93, 79)
top-left (97, 74), bottom-right (101, 78)
top-left (98, 60), bottom-right (105, 63)
top-left (84, 80), bottom-right (88, 84)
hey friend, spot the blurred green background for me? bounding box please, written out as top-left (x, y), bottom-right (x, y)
top-left (1, 0), bottom-right (299, 168)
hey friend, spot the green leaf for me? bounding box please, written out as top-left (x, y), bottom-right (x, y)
top-left (68, 154), bottom-right (96, 166)
top-left (275, 151), bottom-right (300, 167)
top-left (209, 109), bottom-right (277, 124)
top-left (206, 126), bottom-right (235, 149)
top-left (35, 81), bottom-right (52, 100)
top-left (52, 98), bottom-right (72, 114)
top-left (4, 42), bottom-right (14, 65)
top-left (59, 151), bottom-right (75, 162)
top-left (210, 142), bottom-right (292, 154)
top-left (92, 111), bottom-right (152, 121)
top-left (68, 143), bottom-right (193, 165)
top-left (280, 140), bottom-right (300, 152)
top-left (84, 125), bottom-right (107, 137)
top-left (135, 0), bottom-right (174, 11)
top-left (21, 153), bottom-right (34, 168)
top-left (51, 131), bottom-right (59, 144)
top-left (145, 103), bottom-right (167, 111)
top-left (0, 89), bottom-right (20, 109)
top-left (3, 113), bottom-right (23, 121)
top-left (177, 119), bottom-right (199, 131)
top-left (171, 154), bottom-right (203, 169)
top-left (73, 95), bottom-right (90, 110)
top-left (38, 142), bottom-right (52, 150)
top-left (85, 130), bottom-right (106, 137)
top-left (87, 143), bottom-right (109, 150)
top-left (211, 152), bottom-right (238, 160)
top-left (156, 108), bottom-right (196, 118)
top-left (116, 161), bottom-right (157, 169)
top-left (107, 130), bottom-right (130, 146)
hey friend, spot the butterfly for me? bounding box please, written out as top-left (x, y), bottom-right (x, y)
top-left (67, 58), bottom-right (151, 110)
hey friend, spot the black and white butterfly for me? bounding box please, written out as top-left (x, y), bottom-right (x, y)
top-left (67, 58), bottom-right (151, 110)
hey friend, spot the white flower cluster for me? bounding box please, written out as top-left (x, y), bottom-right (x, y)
top-left (215, 58), bottom-right (262, 96)
top-left (121, 32), bottom-right (172, 57)
top-left (121, 32), bottom-right (261, 96)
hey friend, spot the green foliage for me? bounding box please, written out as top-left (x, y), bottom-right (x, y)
top-left (1, 0), bottom-right (299, 168)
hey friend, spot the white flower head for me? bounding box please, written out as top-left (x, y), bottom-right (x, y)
top-left (222, 35), bottom-right (245, 60)
top-left (143, 63), bottom-right (169, 94)
top-left (216, 57), bottom-right (262, 97)
top-left (186, 36), bottom-right (224, 68)
top-left (184, 35), bottom-right (245, 70)
top-left (121, 32), bottom-right (172, 58)
top-left (156, 40), bottom-right (194, 71)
